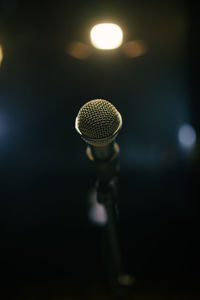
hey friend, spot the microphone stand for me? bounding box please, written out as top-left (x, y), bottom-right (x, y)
top-left (87, 143), bottom-right (134, 297)
top-left (96, 177), bottom-right (121, 271)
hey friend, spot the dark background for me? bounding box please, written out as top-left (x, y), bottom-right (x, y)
top-left (0, 0), bottom-right (200, 299)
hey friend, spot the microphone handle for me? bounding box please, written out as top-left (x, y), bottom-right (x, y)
top-left (90, 141), bottom-right (117, 161)
top-left (86, 142), bottom-right (119, 183)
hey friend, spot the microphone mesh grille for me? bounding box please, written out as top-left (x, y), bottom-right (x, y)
top-left (76, 99), bottom-right (121, 141)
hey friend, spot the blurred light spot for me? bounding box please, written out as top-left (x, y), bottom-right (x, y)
top-left (88, 189), bottom-right (107, 226)
top-left (66, 41), bottom-right (93, 60)
top-left (90, 23), bottom-right (123, 50)
top-left (178, 124), bottom-right (196, 149)
top-left (121, 40), bottom-right (147, 58)
top-left (118, 274), bottom-right (135, 286)
top-left (0, 45), bottom-right (3, 66)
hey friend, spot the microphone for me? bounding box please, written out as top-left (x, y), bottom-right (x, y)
top-left (75, 99), bottom-right (122, 162)
top-left (75, 99), bottom-right (122, 183)
top-left (75, 99), bottom-right (135, 287)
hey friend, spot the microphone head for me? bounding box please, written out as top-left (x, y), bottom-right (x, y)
top-left (75, 99), bottom-right (122, 147)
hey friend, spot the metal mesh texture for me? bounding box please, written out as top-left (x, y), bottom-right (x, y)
top-left (76, 99), bottom-right (122, 145)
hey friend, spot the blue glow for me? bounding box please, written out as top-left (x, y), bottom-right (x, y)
top-left (178, 124), bottom-right (196, 149)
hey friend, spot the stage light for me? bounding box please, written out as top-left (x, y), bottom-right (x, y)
top-left (0, 45), bottom-right (3, 66)
top-left (178, 124), bottom-right (196, 149)
top-left (90, 23), bottom-right (123, 50)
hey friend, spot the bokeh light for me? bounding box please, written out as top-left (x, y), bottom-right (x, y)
top-left (121, 40), bottom-right (148, 58)
top-left (88, 189), bottom-right (107, 226)
top-left (0, 45), bottom-right (3, 66)
top-left (66, 41), bottom-right (93, 60)
top-left (178, 124), bottom-right (196, 149)
top-left (90, 23), bottom-right (123, 50)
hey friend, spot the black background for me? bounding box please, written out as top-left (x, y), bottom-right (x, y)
top-left (0, 0), bottom-right (200, 298)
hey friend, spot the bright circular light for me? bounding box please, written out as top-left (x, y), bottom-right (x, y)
top-left (178, 124), bottom-right (196, 149)
top-left (90, 23), bottom-right (123, 50)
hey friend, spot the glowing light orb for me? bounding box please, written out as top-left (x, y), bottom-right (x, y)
top-left (90, 23), bottom-right (123, 50)
top-left (178, 124), bottom-right (196, 149)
